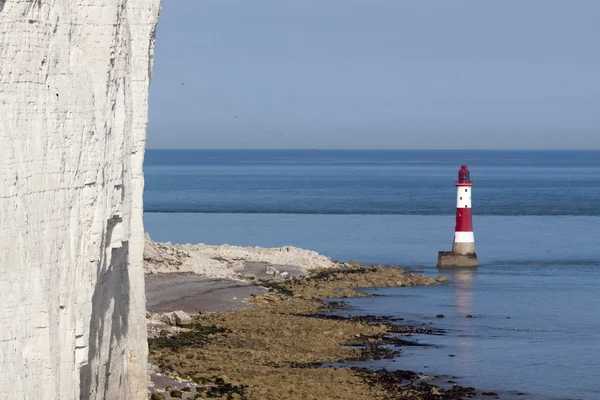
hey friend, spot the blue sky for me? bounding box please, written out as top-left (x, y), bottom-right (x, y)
top-left (147, 1), bottom-right (599, 149)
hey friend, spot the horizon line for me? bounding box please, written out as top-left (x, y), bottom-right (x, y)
top-left (145, 148), bottom-right (600, 151)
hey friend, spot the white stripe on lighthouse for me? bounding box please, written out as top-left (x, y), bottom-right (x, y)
top-left (454, 231), bottom-right (475, 243)
top-left (456, 186), bottom-right (471, 208)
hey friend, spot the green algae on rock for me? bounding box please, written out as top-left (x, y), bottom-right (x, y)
top-left (262, 264), bottom-right (447, 299)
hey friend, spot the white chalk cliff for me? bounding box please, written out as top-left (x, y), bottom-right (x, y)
top-left (0, 1), bottom-right (161, 399)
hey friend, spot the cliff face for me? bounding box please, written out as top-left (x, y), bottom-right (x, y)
top-left (0, 1), bottom-right (161, 398)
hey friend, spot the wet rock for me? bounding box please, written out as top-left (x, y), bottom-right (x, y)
top-left (436, 314), bottom-right (445, 318)
top-left (215, 376), bottom-right (230, 385)
top-left (150, 394), bottom-right (166, 400)
top-left (355, 343), bottom-right (398, 360)
top-left (170, 389), bottom-right (183, 398)
top-left (466, 314), bottom-right (474, 318)
top-left (482, 392), bottom-right (499, 396)
top-left (262, 265), bottom-right (445, 300)
top-left (354, 367), bottom-right (478, 399)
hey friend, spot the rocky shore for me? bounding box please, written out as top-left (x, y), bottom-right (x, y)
top-left (144, 238), bottom-right (491, 399)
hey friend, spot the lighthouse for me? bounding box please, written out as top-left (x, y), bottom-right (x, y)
top-left (437, 165), bottom-right (478, 268)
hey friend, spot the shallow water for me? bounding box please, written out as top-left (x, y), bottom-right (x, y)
top-left (334, 261), bottom-right (600, 400)
top-left (144, 150), bottom-right (600, 400)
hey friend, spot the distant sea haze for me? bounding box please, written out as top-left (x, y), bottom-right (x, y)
top-left (144, 150), bottom-right (600, 216)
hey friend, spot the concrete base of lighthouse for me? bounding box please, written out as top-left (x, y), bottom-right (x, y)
top-left (437, 251), bottom-right (478, 268)
top-left (437, 241), bottom-right (478, 267)
top-left (437, 237), bottom-right (478, 268)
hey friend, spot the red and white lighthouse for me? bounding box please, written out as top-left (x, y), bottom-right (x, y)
top-left (453, 165), bottom-right (476, 256)
top-left (437, 165), bottom-right (478, 268)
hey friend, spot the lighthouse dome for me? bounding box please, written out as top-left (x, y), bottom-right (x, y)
top-left (458, 165), bottom-right (471, 184)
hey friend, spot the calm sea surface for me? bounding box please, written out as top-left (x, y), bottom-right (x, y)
top-left (144, 150), bottom-right (599, 400)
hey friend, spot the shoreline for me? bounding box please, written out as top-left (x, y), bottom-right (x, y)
top-left (143, 239), bottom-right (496, 399)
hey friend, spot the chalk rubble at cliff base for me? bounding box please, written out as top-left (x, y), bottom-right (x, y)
top-left (143, 235), bottom-right (448, 319)
top-left (144, 234), bottom-right (339, 279)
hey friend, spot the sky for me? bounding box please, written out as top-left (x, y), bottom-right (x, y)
top-left (147, 0), bottom-right (600, 149)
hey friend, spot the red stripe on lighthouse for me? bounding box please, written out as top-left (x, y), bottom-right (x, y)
top-left (455, 208), bottom-right (473, 232)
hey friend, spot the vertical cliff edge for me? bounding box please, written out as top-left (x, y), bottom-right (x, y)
top-left (0, 1), bottom-right (161, 398)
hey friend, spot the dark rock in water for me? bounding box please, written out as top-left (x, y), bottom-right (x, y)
top-left (449, 354), bottom-right (456, 357)
top-left (466, 314), bottom-right (474, 318)
top-left (353, 367), bottom-right (477, 399)
top-left (290, 361), bottom-right (324, 368)
top-left (436, 314), bottom-right (445, 318)
top-left (482, 392), bottom-right (499, 396)
top-left (356, 342), bottom-right (399, 360)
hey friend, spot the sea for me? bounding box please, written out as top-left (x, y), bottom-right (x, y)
top-left (143, 149), bottom-right (599, 400)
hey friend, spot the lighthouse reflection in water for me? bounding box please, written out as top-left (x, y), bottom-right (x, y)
top-left (449, 268), bottom-right (475, 378)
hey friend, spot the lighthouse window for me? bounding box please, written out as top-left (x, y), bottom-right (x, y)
top-left (460, 197), bottom-right (462, 200)
top-left (465, 189), bottom-right (467, 192)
